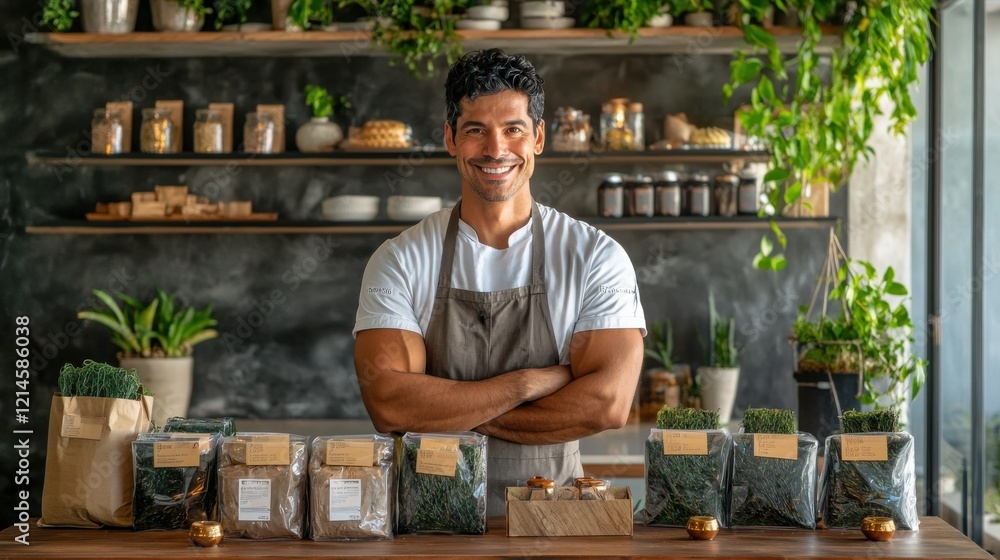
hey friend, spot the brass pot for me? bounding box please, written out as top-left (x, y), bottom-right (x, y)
top-left (189, 520), bottom-right (224, 547)
top-left (861, 516), bottom-right (896, 542)
top-left (686, 516), bottom-right (720, 540)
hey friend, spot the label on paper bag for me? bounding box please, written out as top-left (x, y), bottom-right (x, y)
top-left (326, 439), bottom-right (375, 466)
top-left (328, 479), bottom-right (362, 521)
top-left (246, 442), bottom-right (290, 465)
top-left (662, 431), bottom-right (709, 455)
top-left (842, 435), bottom-right (889, 461)
top-left (753, 434), bottom-right (798, 460)
top-left (238, 479), bottom-right (271, 521)
top-left (60, 414), bottom-right (104, 440)
top-left (154, 441), bottom-right (201, 468)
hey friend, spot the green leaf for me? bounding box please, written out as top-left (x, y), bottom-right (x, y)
top-left (883, 266), bottom-right (895, 284)
top-left (769, 220), bottom-right (788, 249)
top-left (760, 235), bottom-right (773, 257)
top-left (784, 182), bottom-right (802, 205)
top-left (886, 282), bottom-right (908, 296)
top-left (753, 253), bottom-right (770, 270)
top-left (763, 168), bottom-right (791, 183)
top-left (771, 253), bottom-right (788, 271)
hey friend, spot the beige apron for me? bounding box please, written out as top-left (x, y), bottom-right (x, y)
top-left (424, 199), bottom-right (583, 516)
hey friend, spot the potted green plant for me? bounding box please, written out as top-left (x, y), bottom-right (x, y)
top-left (581, 0), bottom-right (667, 39)
top-left (296, 85), bottom-right (351, 153)
top-left (151, 0), bottom-right (211, 31)
top-left (365, 0), bottom-right (474, 78)
top-left (214, 0), bottom-right (254, 29)
top-left (43, 0), bottom-right (140, 33)
top-left (698, 292), bottom-right (740, 424)
top-left (77, 288), bottom-right (218, 427)
top-left (790, 231), bottom-right (926, 442)
top-left (276, 0), bottom-right (333, 31)
top-left (640, 320), bottom-right (683, 421)
top-left (669, 0), bottom-right (714, 27)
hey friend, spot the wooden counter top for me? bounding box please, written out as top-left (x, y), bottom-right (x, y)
top-left (0, 517), bottom-right (991, 559)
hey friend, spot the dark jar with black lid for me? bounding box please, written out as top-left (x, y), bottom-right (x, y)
top-left (654, 171), bottom-right (682, 217)
top-left (625, 175), bottom-right (655, 217)
top-left (597, 174), bottom-right (625, 218)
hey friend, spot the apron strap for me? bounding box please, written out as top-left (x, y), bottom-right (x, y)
top-left (437, 198), bottom-right (547, 289)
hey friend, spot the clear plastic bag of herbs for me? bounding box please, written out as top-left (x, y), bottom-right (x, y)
top-left (397, 432), bottom-right (487, 535)
top-left (162, 417), bottom-right (237, 520)
top-left (218, 433), bottom-right (309, 540)
top-left (310, 434), bottom-right (394, 540)
top-left (820, 409), bottom-right (919, 530)
top-left (131, 432), bottom-right (220, 531)
top-left (644, 407), bottom-right (731, 527)
top-left (164, 417), bottom-right (237, 437)
top-left (729, 408), bottom-right (818, 529)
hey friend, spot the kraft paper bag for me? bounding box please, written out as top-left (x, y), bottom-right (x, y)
top-left (38, 393), bottom-right (154, 528)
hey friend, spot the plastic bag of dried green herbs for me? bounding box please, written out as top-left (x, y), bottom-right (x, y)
top-left (164, 417), bottom-right (237, 437)
top-left (131, 432), bottom-right (220, 530)
top-left (729, 407), bottom-right (818, 529)
top-left (644, 406), bottom-right (731, 527)
top-left (218, 433), bottom-right (308, 539)
top-left (310, 434), bottom-right (394, 540)
top-left (163, 417), bottom-right (236, 520)
top-left (820, 408), bottom-right (919, 530)
top-left (397, 432), bottom-right (487, 535)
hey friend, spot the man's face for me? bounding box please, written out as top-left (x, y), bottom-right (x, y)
top-left (445, 90), bottom-right (545, 203)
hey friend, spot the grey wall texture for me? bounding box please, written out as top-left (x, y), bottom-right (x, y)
top-left (0, 0), bottom-right (846, 527)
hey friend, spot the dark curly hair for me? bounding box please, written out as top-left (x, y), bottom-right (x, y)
top-left (444, 49), bottom-right (545, 138)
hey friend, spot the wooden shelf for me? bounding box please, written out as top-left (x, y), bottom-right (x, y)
top-left (23, 27), bottom-right (840, 58)
top-left (27, 149), bottom-right (771, 167)
top-left (25, 217), bottom-right (837, 235)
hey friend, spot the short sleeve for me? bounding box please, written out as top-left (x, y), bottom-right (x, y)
top-left (574, 235), bottom-right (647, 336)
top-left (353, 241), bottom-right (423, 338)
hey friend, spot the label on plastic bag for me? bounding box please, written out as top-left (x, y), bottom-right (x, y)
top-left (154, 441), bottom-right (201, 468)
top-left (329, 479), bottom-right (362, 521)
top-left (416, 449), bottom-right (459, 477)
top-left (662, 431), bottom-right (709, 455)
top-left (753, 434), bottom-right (798, 460)
top-left (60, 414), bottom-right (104, 440)
top-left (238, 479), bottom-right (271, 521)
top-left (251, 434), bottom-right (290, 443)
top-left (326, 440), bottom-right (375, 467)
top-left (246, 442), bottom-right (290, 465)
top-left (842, 435), bottom-right (888, 461)
top-left (169, 433), bottom-right (212, 453)
top-left (420, 436), bottom-right (459, 452)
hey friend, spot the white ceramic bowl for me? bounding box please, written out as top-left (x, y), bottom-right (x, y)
top-left (520, 16), bottom-right (574, 29)
top-left (387, 196), bottom-right (443, 221)
top-left (649, 13), bottom-right (673, 28)
top-left (466, 5), bottom-right (509, 21)
top-left (322, 195), bottom-right (380, 221)
top-left (520, 1), bottom-right (564, 18)
top-left (456, 18), bottom-right (502, 30)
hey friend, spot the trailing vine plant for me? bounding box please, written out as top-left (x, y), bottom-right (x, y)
top-left (725, 0), bottom-right (934, 270)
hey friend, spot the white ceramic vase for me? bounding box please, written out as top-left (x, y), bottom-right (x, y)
top-left (296, 117), bottom-right (344, 153)
top-left (119, 355), bottom-right (194, 428)
top-left (80, 0), bottom-right (139, 34)
top-left (697, 366), bottom-right (740, 425)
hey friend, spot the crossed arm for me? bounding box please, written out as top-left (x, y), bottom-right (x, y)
top-left (353, 327), bottom-right (644, 443)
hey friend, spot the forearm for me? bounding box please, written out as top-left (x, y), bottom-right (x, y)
top-left (358, 367), bottom-right (531, 434)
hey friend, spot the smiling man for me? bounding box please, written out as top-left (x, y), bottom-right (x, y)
top-left (353, 49), bottom-right (646, 514)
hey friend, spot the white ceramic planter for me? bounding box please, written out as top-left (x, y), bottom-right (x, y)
top-left (698, 366), bottom-right (740, 424)
top-left (119, 355), bottom-right (194, 428)
top-left (151, 0), bottom-right (204, 32)
top-left (80, 0), bottom-right (139, 34)
top-left (296, 117), bottom-right (344, 153)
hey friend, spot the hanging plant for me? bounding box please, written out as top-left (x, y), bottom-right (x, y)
top-left (289, 0), bottom-right (334, 29)
top-left (41, 0), bottom-right (79, 31)
top-left (724, 0), bottom-right (934, 270)
top-left (213, 0), bottom-right (254, 29)
top-left (581, 0), bottom-right (664, 40)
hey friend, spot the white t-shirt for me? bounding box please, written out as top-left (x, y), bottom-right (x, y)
top-left (353, 204), bottom-right (646, 363)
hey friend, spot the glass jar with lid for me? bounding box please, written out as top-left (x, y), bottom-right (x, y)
top-left (625, 175), bottom-right (655, 217)
top-left (551, 107), bottom-right (591, 152)
top-left (140, 108), bottom-right (175, 154)
top-left (194, 109), bottom-right (224, 154)
top-left (714, 173), bottom-right (740, 217)
top-left (625, 102), bottom-right (645, 151)
top-left (244, 112), bottom-right (276, 154)
top-left (738, 173), bottom-right (761, 215)
top-left (597, 174), bottom-right (625, 218)
top-left (600, 98), bottom-right (632, 151)
top-left (92, 108), bottom-right (124, 155)
top-left (686, 173), bottom-right (712, 216)
top-left (654, 170), bottom-right (682, 217)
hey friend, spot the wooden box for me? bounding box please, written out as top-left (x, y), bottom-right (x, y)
top-left (155, 185), bottom-right (189, 212)
top-left (505, 486), bottom-right (633, 537)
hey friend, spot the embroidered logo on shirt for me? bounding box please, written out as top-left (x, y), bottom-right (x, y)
top-left (368, 287), bottom-right (393, 295)
top-left (599, 284), bottom-right (636, 295)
